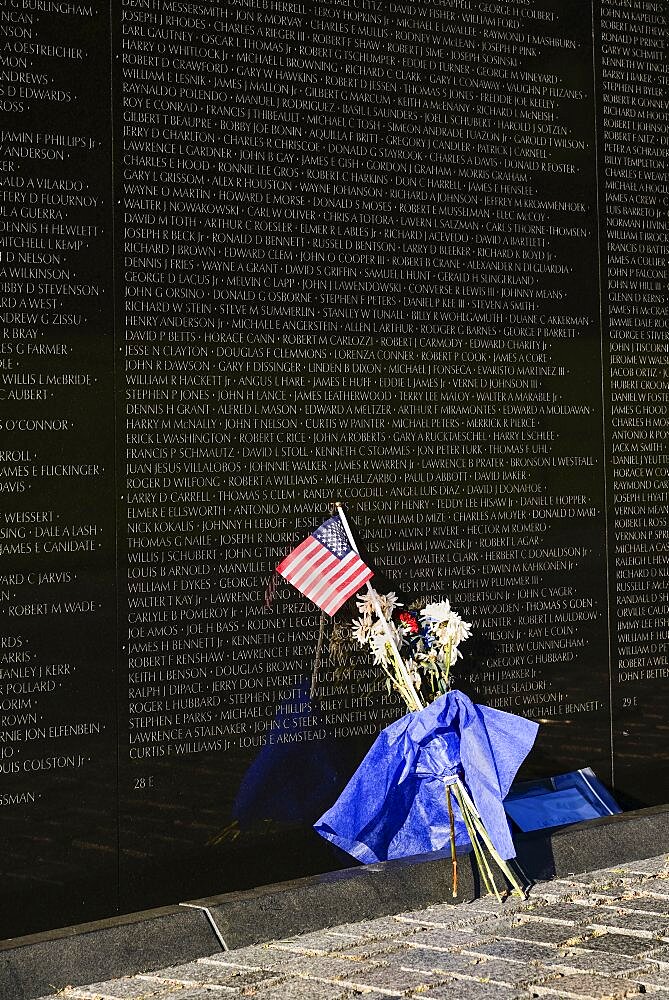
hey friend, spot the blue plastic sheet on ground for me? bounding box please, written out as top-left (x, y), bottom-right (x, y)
top-left (504, 767), bottom-right (621, 832)
top-left (314, 690), bottom-right (539, 864)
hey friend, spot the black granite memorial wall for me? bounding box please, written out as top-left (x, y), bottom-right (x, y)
top-left (0, 0), bottom-right (666, 940)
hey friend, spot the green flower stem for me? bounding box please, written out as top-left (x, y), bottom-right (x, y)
top-left (454, 796), bottom-right (483, 887)
top-left (456, 781), bottom-right (526, 899)
top-left (381, 643), bottom-right (422, 712)
top-left (443, 640), bottom-right (452, 688)
top-left (452, 782), bottom-right (499, 901)
top-left (387, 641), bottom-right (424, 712)
top-left (445, 784), bottom-right (458, 898)
top-left (465, 808), bottom-right (501, 902)
top-left (377, 656), bottom-right (407, 706)
top-left (473, 824), bottom-right (502, 904)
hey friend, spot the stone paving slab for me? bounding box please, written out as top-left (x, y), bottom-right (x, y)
top-left (495, 918), bottom-right (586, 946)
top-left (328, 962), bottom-right (441, 993)
top-left (323, 917), bottom-right (432, 941)
top-left (151, 961), bottom-right (281, 989)
top-left (450, 958), bottom-right (545, 988)
top-left (236, 981), bottom-right (357, 1000)
top-left (389, 927), bottom-right (495, 951)
top-left (628, 966), bottom-right (669, 992)
top-left (48, 981), bottom-right (195, 999)
top-left (463, 938), bottom-right (576, 965)
top-left (584, 910), bottom-right (669, 938)
top-left (542, 951), bottom-right (648, 977)
top-left (395, 901), bottom-right (510, 929)
top-left (533, 972), bottom-right (643, 998)
top-left (617, 857), bottom-right (669, 876)
top-left (36, 853), bottom-right (669, 1000)
top-left (408, 984), bottom-right (527, 1000)
top-left (522, 903), bottom-right (607, 926)
top-left (635, 879), bottom-right (669, 899)
top-left (250, 954), bottom-right (385, 980)
top-left (200, 946), bottom-right (277, 969)
top-left (528, 880), bottom-right (592, 901)
top-left (591, 894), bottom-right (669, 916)
top-left (47, 982), bottom-right (237, 999)
top-left (645, 944), bottom-right (669, 966)
top-left (576, 932), bottom-right (656, 957)
top-left (269, 938), bottom-right (407, 963)
top-left (392, 948), bottom-right (484, 976)
top-left (234, 981), bottom-right (357, 1000)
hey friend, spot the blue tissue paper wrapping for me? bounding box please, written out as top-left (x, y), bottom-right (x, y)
top-left (314, 690), bottom-right (539, 863)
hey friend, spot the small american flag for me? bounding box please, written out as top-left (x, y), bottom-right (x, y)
top-left (276, 516), bottom-right (373, 616)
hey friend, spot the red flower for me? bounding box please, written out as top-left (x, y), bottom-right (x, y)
top-left (399, 612), bottom-right (419, 634)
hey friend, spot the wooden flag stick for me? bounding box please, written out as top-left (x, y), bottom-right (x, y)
top-left (446, 783), bottom-right (458, 898)
top-left (335, 502), bottom-right (423, 712)
top-left (310, 611), bottom-right (327, 701)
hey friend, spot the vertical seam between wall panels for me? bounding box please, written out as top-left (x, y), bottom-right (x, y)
top-left (109, 0), bottom-right (121, 912)
top-left (591, 0), bottom-right (615, 788)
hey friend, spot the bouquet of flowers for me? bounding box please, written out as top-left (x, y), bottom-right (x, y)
top-left (272, 506), bottom-right (538, 900)
top-left (328, 587), bottom-right (530, 900)
top-left (350, 591), bottom-right (473, 711)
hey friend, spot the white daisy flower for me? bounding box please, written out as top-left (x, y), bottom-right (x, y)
top-left (351, 619), bottom-right (370, 645)
top-left (420, 601), bottom-right (453, 623)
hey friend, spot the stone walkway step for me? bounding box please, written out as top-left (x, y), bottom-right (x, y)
top-left (36, 853), bottom-right (669, 1000)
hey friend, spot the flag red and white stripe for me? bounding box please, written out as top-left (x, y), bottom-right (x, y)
top-left (276, 516), bottom-right (373, 616)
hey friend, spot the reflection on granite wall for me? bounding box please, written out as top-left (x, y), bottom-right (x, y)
top-left (0, 0), bottom-right (666, 939)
